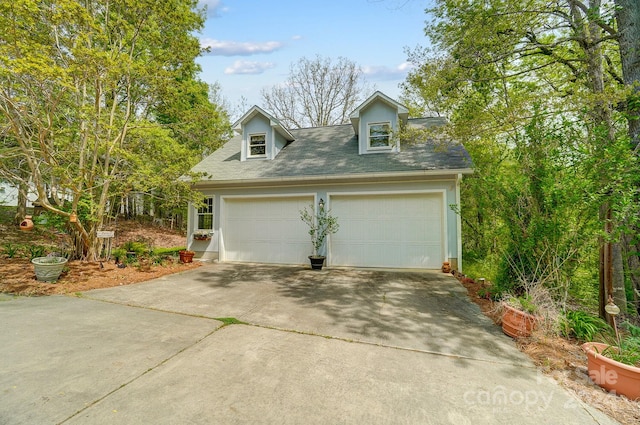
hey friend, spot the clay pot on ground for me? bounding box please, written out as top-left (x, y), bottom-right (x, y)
top-left (179, 250), bottom-right (195, 263)
top-left (441, 262), bottom-right (451, 273)
top-left (582, 342), bottom-right (640, 401)
top-left (501, 304), bottom-right (539, 338)
top-left (20, 215), bottom-right (34, 231)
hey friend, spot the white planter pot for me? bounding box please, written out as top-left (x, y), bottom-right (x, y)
top-left (32, 257), bottom-right (68, 282)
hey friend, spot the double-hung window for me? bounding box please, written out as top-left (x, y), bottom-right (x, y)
top-left (197, 197), bottom-right (214, 231)
top-left (248, 133), bottom-right (266, 158)
top-left (367, 122), bottom-right (392, 149)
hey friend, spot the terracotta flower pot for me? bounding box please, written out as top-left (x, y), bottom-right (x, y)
top-left (441, 262), bottom-right (451, 273)
top-left (20, 215), bottom-right (34, 231)
top-left (179, 250), bottom-right (195, 263)
top-left (501, 304), bottom-right (538, 338)
top-left (582, 342), bottom-right (640, 400)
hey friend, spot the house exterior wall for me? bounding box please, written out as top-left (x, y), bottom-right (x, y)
top-left (0, 181), bottom-right (39, 208)
top-left (240, 114), bottom-right (273, 161)
top-left (357, 102), bottom-right (400, 154)
top-left (189, 178), bottom-right (461, 269)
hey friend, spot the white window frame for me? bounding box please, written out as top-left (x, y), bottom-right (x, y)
top-left (248, 133), bottom-right (267, 158)
top-left (367, 122), bottom-right (392, 150)
top-left (196, 197), bottom-right (214, 231)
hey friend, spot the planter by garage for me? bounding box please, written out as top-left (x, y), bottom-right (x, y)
top-left (308, 256), bottom-right (326, 270)
top-left (501, 304), bottom-right (539, 338)
top-left (582, 342), bottom-right (640, 400)
top-left (179, 250), bottom-right (195, 263)
top-left (32, 257), bottom-right (68, 282)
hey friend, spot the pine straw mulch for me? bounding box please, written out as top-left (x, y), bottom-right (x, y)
top-left (0, 219), bottom-right (201, 296)
top-left (457, 275), bottom-right (640, 425)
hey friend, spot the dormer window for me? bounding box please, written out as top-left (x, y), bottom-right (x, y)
top-left (368, 122), bottom-right (391, 150)
top-left (248, 133), bottom-right (266, 158)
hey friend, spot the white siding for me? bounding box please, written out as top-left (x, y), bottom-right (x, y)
top-left (329, 193), bottom-right (445, 268)
top-left (221, 196), bottom-right (313, 264)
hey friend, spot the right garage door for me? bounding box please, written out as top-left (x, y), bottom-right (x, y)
top-left (329, 193), bottom-right (444, 268)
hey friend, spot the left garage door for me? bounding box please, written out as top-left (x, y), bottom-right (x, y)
top-left (222, 196), bottom-right (313, 264)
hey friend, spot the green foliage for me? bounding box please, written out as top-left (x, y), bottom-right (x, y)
top-left (2, 243), bottom-right (21, 259)
top-left (122, 241), bottom-right (150, 257)
top-left (402, 1), bottom-right (640, 314)
top-left (152, 247), bottom-right (185, 257)
top-left (603, 338), bottom-right (640, 367)
top-left (503, 294), bottom-right (538, 314)
top-left (300, 203), bottom-right (339, 257)
top-left (560, 310), bottom-right (613, 342)
top-left (620, 321), bottom-right (640, 338)
top-left (112, 248), bottom-right (127, 261)
top-left (0, 0), bottom-right (230, 259)
top-left (26, 245), bottom-right (46, 260)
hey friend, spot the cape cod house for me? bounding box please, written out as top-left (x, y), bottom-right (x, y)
top-left (185, 91), bottom-right (473, 270)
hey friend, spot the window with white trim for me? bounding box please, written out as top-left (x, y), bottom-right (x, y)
top-left (248, 133), bottom-right (266, 157)
top-left (367, 122), bottom-right (392, 149)
top-left (197, 197), bottom-right (214, 230)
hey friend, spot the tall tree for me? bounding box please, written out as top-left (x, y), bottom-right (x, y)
top-left (0, 0), bottom-right (225, 259)
top-left (402, 0), bottom-right (638, 314)
top-left (261, 55), bottom-right (369, 129)
top-left (614, 0), bottom-right (640, 310)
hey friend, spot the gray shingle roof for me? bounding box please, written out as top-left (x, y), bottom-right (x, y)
top-left (189, 117), bottom-right (473, 184)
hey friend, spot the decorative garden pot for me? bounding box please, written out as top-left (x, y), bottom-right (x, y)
top-left (308, 256), bottom-right (326, 270)
top-left (501, 304), bottom-right (538, 338)
top-left (582, 342), bottom-right (640, 400)
top-left (32, 257), bottom-right (68, 282)
top-left (20, 215), bottom-right (34, 231)
top-left (179, 250), bottom-right (195, 263)
top-left (441, 262), bottom-right (451, 273)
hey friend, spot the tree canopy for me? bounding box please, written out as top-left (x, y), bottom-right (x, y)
top-left (0, 0), bottom-right (230, 259)
top-left (402, 0), bottom-right (640, 316)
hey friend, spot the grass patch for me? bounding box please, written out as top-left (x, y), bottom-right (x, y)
top-left (214, 317), bottom-right (247, 326)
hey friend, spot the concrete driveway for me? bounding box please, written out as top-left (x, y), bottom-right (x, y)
top-left (0, 263), bottom-right (617, 424)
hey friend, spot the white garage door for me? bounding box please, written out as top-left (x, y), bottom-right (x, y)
top-left (329, 193), bottom-right (444, 268)
top-left (222, 196), bottom-right (313, 264)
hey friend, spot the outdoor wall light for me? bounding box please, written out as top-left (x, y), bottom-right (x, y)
top-left (318, 198), bottom-right (325, 209)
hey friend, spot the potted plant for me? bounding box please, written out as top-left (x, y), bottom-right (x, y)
top-left (300, 200), bottom-right (339, 270)
top-left (32, 255), bottom-right (68, 282)
top-left (193, 230), bottom-right (211, 241)
top-left (179, 249), bottom-right (195, 263)
top-left (582, 340), bottom-right (640, 400)
top-left (500, 294), bottom-right (540, 338)
top-left (582, 301), bottom-right (640, 400)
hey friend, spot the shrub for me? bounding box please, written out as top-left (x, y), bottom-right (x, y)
top-left (3, 243), bottom-right (21, 258)
top-left (27, 245), bottom-right (46, 260)
top-left (560, 310), bottom-right (612, 342)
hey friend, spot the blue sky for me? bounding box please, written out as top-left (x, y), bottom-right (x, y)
top-left (195, 0), bottom-right (433, 113)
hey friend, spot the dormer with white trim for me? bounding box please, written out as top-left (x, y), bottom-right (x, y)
top-left (233, 105), bottom-right (295, 161)
top-left (350, 91), bottom-right (409, 155)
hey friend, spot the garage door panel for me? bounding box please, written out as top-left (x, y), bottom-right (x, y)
top-left (330, 193), bottom-right (444, 268)
top-left (223, 196), bottom-right (312, 265)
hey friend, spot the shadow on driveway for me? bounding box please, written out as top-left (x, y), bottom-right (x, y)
top-left (89, 263), bottom-right (529, 368)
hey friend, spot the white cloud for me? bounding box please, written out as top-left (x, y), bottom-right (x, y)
top-left (362, 62), bottom-right (415, 80)
top-left (201, 38), bottom-right (283, 56)
top-left (291, 35), bottom-right (303, 41)
top-left (224, 60), bottom-right (276, 75)
top-left (198, 0), bottom-right (227, 18)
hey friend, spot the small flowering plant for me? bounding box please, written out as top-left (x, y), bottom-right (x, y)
top-left (193, 230), bottom-right (211, 240)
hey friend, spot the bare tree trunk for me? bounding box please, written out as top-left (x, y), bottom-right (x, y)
top-left (612, 242), bottom-right (627, 311)
top-left (14, 179), bottom-right (28, 226)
